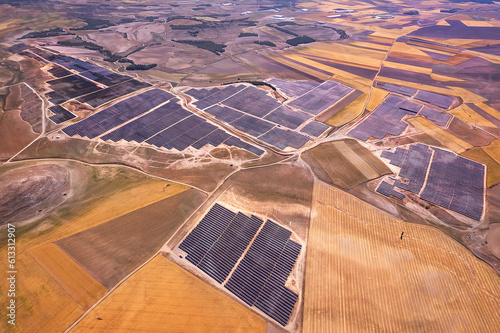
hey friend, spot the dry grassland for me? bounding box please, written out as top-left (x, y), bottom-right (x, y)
top-left (348, 41), bottom-right (391, 52)
top-left (72, 255), bottom-right (267, 333)
top-left (366, 88), bottom-right (388, 112)
top-left (461, 148), bottom-right (500, 187)
top-left (29, 243), bottom-right (107, 309)
top-left (482, 139), bottom-right (500, 165)
top-left (305, 139), bottom-right (390, 189)
top-left (0, 162), bottom-right (189, 332)
top-left (325, 93), bottom-right (368, 127)
top-left (303, 181), bottom-right (500, 332)
top-left (449, 104), bottom-right (495, 127)
top-left (407, 117), bottom-right (472, 154)
top-left (389, 42), bottom-right (433, 62)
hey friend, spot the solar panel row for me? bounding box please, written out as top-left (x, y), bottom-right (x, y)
top-left (254, 240), bottom-right (301, 326)
top-left (418, 106), bottom-right (451, 127)
top-left (62, 89), bottom-right (173, 138)
top-left (49, 105), bottom-right (76, 124)
top-left (380, 147), bottom-right (408, 167)
top-left (394, 144), bottom-right (432, 194)
top-left (267, 78), bottom-right (319, 98)
top-left (376, 181), bottom-right (405, 200)
top-left (348, 95), bottom-right (422, 141)
top-left (379, 82), bottom-right (417, 97)
top-left (415, 90), bottom-right (454, 109)
top-left (179, 203), bottom-right (236, 266)
top-left (288, 80), bottom-right (354, 115)
top-left (197, 213), bottom-right (263, 283)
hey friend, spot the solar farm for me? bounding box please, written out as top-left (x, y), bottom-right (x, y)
top-left (179, 203), bottom-right (301, 327)
top-left (349, 92), bottom-right (455, 141)
top-left (3, 0), bottom-right (500, 332)
top-left (379, 144), bottom-right (485, 220)
top-left (185, 79), bottom-right (352, 150)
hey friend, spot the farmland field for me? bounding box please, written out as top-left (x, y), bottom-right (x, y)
top-left (303, 139), bottom-right (390, 189)
top-left (72, 255), bottom-right (267, 333)
top-left (304, 181), bottom-right (500, 332)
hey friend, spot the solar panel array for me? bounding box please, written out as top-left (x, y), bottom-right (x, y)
top-left (376, 181), bottom-right (405, 200)
top-left (289, 81), bottom-right (354, 115)
top-left (421, 148), bottom-right (484, 220)
top-left (380, 147), bottom-right (408, 167)
top-left (418, 106), bottom-right (451, 127)
top-left (379, 82), bottom-right (417, 97)
top-left (415, 91), bottom-right (454, 109)
top-left (379, 144), bottom-right (484, 220)
top-left (63, 89), bottom-right (173, 138)
top-left (225, 220), bottom-right (300, 326)
top-left (187, 82), bottom-right (341, 150)
top-left (49, 105), bottom-right (76, 124)
top-left (179, 205), bottom-right (301, 327)
top-left (11, 46), bottom-right (152, 112)
top-left (197, 213), bottom-right (263, 283)
top-left (97, 98), bottom-right (264, 156)
top-left (394, 144), bottom-right (433, 194)
top-left (348, 95), bottom-right (422, 141)
top-left (266, 78), bottom-right (320, 98)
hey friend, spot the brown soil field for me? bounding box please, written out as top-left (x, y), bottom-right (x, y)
top-left (303, 181), bottom-right (500, 332)
top-left (487, 223), bottom-right (500, 260)
top-left (72, 255), bottom-right (267, 333)
top-left (56, 189), bottom-right (206, 288)
top-left (29, 243), bottom-right (107, 309)
top-left (461, 148), bottom-right (500, 187)
top-left (0, 163), bottom-right (70, 225)
top-left (303, 139), bottom-right (391, 189)
top-left (14, 137), bottom-right (243, 192)
top-left (446, 117), bottom-right (496, 147)
top-left (0, 161), bottom-right (185, 333)
top-left (221, 161), bottom-right (314, 240)
top-left (0, 108), bottom-right (38, 160)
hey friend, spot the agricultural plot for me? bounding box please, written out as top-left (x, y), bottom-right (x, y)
top-left (179, 204), bottom-right (301, 327)
top-left (48, 105), bottom-right (76, 124)
top-left (304, 181), bottom-right (500, 332)
top-left (380, 144), bottom-right (485, 220)
top-left (56, 189), bottom-right (205, 288)
top-left (72, 255), bottom-right (267, 332)
top-left (348, 95), bottom-right (422, 141)
top-left (304, 139), bottom-right (390, 189)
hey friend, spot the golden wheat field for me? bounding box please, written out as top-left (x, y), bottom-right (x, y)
top-left (407, 117), bottom-right (472, 154)
top-left (0, 162), bottom-right (190, 333)
top-left (29, 243), bottom-right (107, 309)
top-left (72, 255), bottom-right (267, 332)
top-left (303, 181), bottom-right (500, 332)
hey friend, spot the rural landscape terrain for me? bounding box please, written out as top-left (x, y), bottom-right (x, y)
top-left (1, 0), bottom-right (500, 332)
